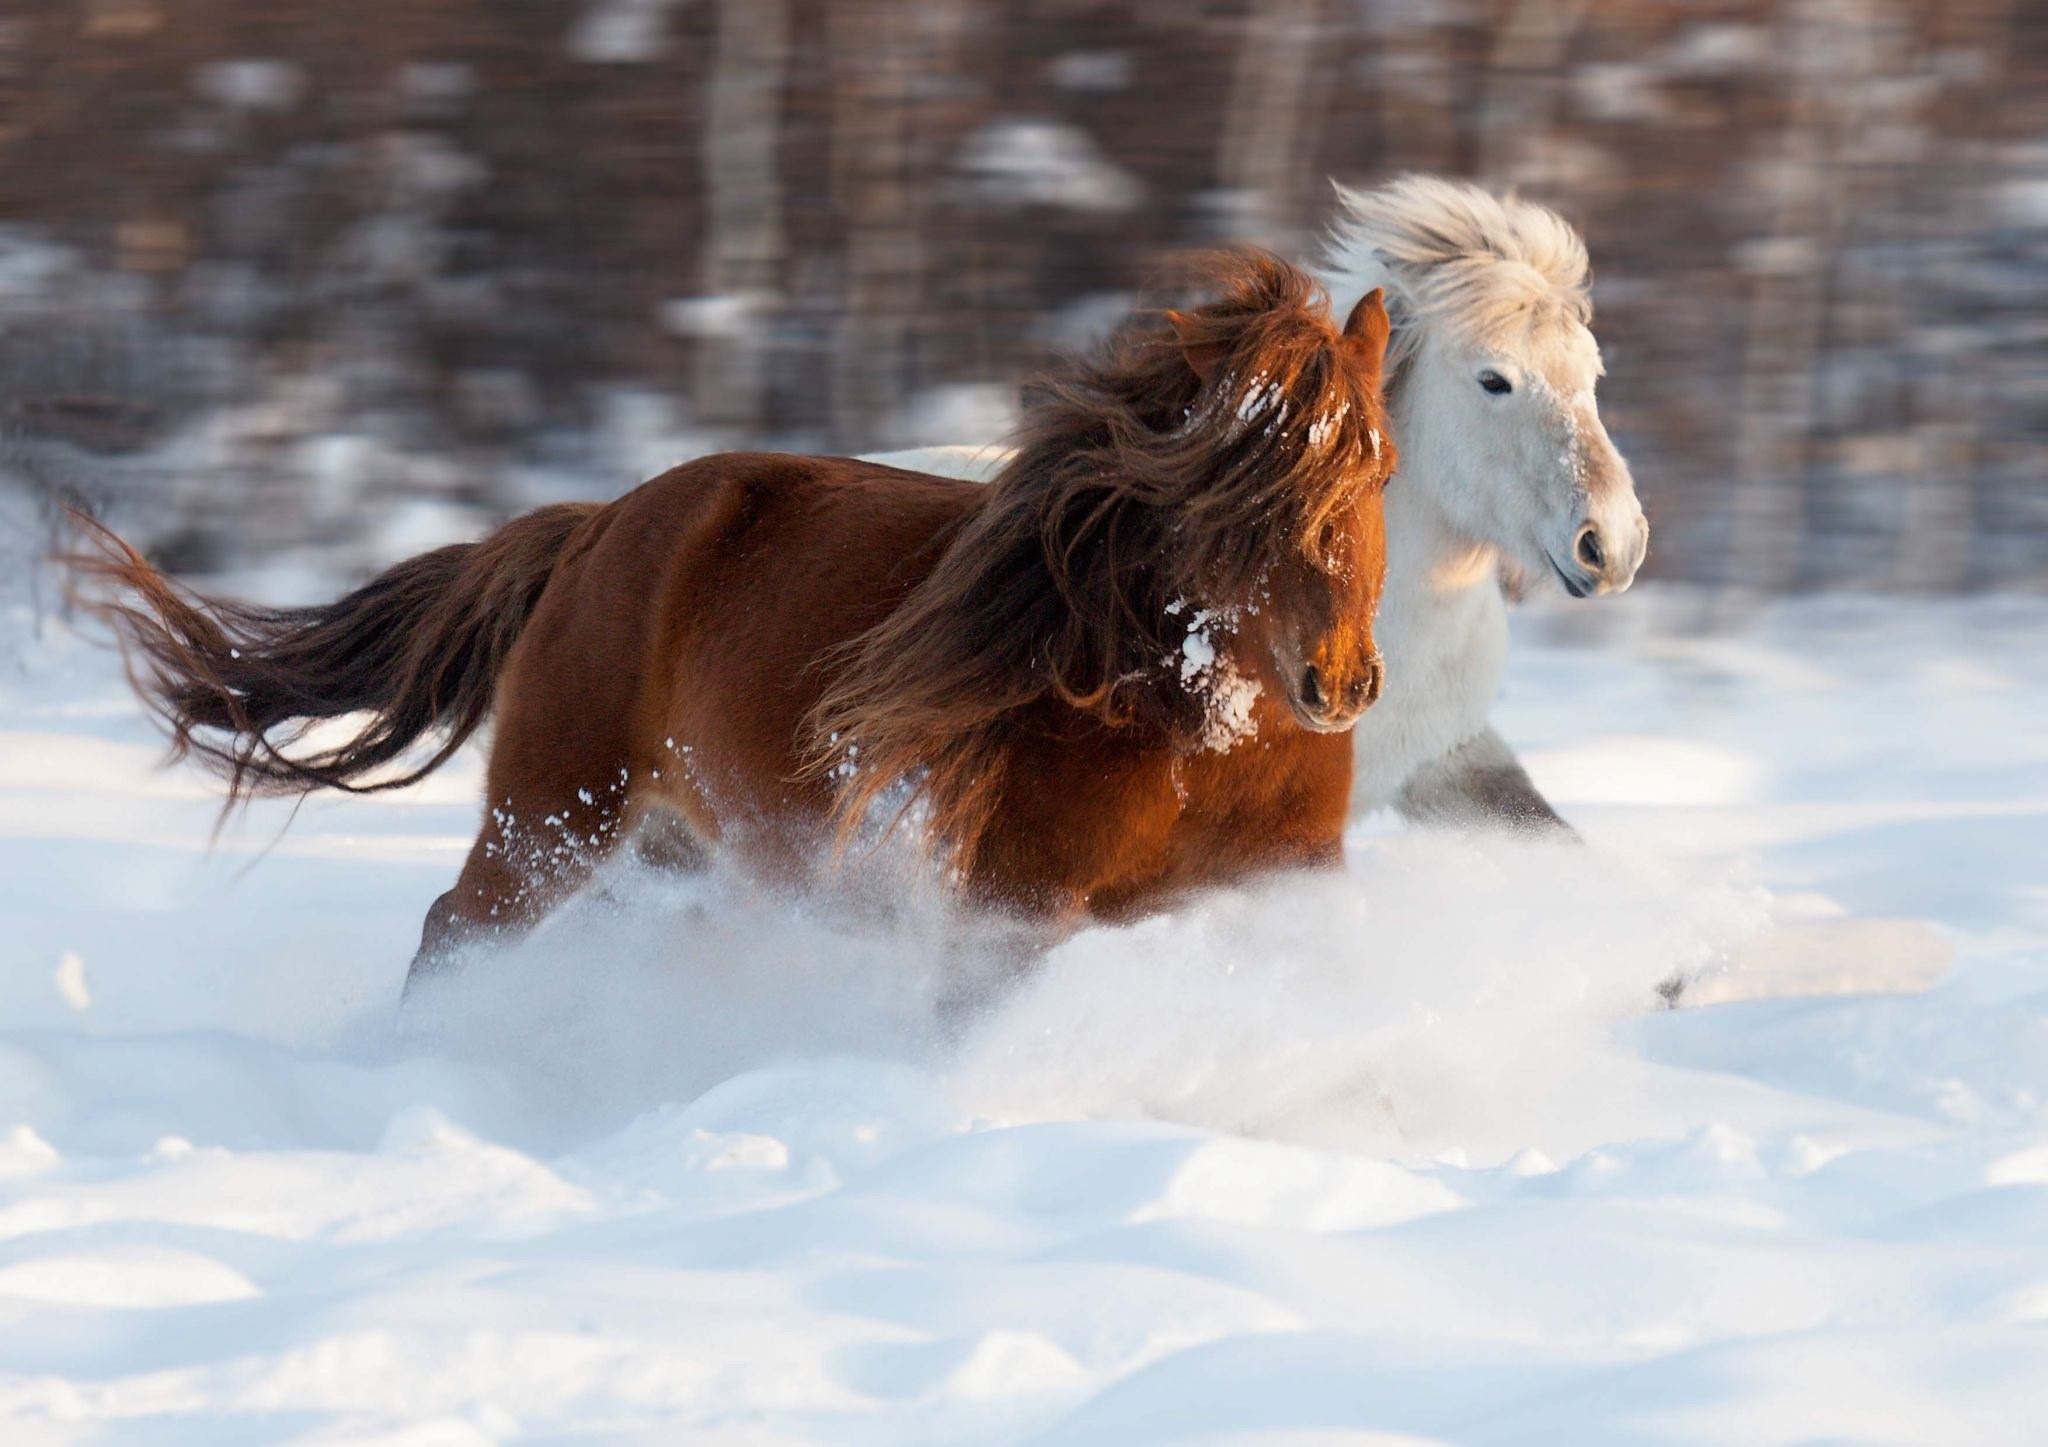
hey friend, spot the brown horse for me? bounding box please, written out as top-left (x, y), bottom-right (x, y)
top-left (69, 251), bottom-right (1396, 988)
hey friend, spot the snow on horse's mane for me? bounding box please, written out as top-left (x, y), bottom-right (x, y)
top-left (1321, 175), bottom-right (1593, 371)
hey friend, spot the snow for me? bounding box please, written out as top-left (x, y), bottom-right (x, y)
top-left (955, 119), bottom-right (1143, 215)
top-left (0, 231), bottom-right (76, 303)
top-left (1308, 402), bottom-right (1347, 450)
top-left (1234, 375), bottom-right (1284, 426)
top-left (589, 388), bottom-right (721, 486)
top-left (659, 292), bottom-right (773, 341)
top-left (397, 62), bottom-right (475, 108)
top-left (1046, 53), bottom-right (1132, 93)
top-left (566, 0), bottom-right (685, 64)
top-left (887, 384), bottom-right (1022, 453)
top-left (192, 60), bottom-right (305, 113)
top-left (2, 588), bottom-right (2047, 1440)
top-left (1174, 607), bottom-right (1262, 753)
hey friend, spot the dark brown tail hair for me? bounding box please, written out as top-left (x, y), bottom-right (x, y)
top-left (62, 502), bottom-right (599, 803)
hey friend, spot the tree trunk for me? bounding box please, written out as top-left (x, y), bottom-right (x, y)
top-left (1214, 0), bottom-right (1328, 244)
top-left (691, 0), bottom-right (791, 433)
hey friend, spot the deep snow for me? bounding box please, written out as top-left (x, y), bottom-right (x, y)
top-left (1, 585), bottom-right (2046, 1443)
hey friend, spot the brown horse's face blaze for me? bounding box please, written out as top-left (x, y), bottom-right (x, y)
top-left (1257, 489), bottom-right (1389, 733)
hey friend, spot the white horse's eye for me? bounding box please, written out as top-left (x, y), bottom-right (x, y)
top-left (1478, 370), bottom-right (1513, 396)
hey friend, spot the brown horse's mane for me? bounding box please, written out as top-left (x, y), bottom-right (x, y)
top-left (807, 248), bottom-right (1392, 870)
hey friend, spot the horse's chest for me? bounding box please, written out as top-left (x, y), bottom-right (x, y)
top-left (1349, 574), bottom-right (1508, 810)
top-left (1157, 730), bottom-right (1353, 871)
top-left (990, 724), bottom-right (1350, 919)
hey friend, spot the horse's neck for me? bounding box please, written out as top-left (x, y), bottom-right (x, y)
top-left (1375, 472), bottom-right (1507, 703)
top-left (1348, 391), bottom-right (1512, 809)
top-left (1386, 483), bottom-right (1497, 597)
top-left (1379, 382), bottom-right (1504, 618)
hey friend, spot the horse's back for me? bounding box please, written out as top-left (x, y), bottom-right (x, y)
top-left (605, 452), bottom-right (979, 682)
top-left (511, 452), bottom-right (980, 852)
top-left (592, 452), bottom-right (972, 575)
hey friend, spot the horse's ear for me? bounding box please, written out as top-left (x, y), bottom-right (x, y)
top-left (1166, 309), bottom-right (1228, 385)
top-left (1343, 287), bottom-right (1392, 373)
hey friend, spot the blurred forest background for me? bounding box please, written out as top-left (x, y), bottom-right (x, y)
top-left (0, 0), bottom-right (2043, 590)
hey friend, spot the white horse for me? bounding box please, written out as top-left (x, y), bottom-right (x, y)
top-left (874, 175), bottom-right (1648, 833)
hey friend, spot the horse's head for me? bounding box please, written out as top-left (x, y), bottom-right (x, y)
top-left (1328, 177), bottom-right (1648, 597)
top-left (1153, 259), bottom-right (1398, 736)
top-left (810, 253), bottom-right (1400, 864)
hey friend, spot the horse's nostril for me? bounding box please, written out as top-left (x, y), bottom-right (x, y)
top-left (1361, 654), bottom-right (1384, 707)
top-left (1301, 664), bottom-right (1324, 711)
top-left (1575, 526), bottom-right (1605, 572)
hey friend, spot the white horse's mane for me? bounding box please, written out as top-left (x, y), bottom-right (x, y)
top-left (1322, 175), bottom-right (1592, 376)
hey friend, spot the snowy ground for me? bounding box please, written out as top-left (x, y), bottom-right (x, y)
top-left (1, 583), bottom-right (2046, 1444)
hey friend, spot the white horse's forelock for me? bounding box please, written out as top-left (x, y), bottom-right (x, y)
top-left (1323, 175), bottom-right (1592, 371)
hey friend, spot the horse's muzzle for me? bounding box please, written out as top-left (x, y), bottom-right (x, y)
top-left (1293, 652), bottom-right (1382, 732)
top-left (1554, 510), bottom-right (1649, 597)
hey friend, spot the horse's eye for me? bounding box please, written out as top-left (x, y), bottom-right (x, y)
top-left (1478, 370), bottom-right (1512, 396)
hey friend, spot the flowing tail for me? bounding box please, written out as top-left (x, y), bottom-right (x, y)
top-left (62, 502), bottom-right (601, 803)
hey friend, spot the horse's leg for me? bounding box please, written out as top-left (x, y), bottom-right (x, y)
top-left (933, 747), bottom-right (1177, 1026)
top-left (930, 905), bottom-right (1077, 1033)
top-left (403, 788), bottom-right (638, 991)
top-left (630, 804), bottom-right (714, 876)
top-left (403, 654), bottom-right (648, 991)
top-left (410, 856), bottom-right (514, 987)
top-left (1395, 725), bottom-right (1577, 838)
